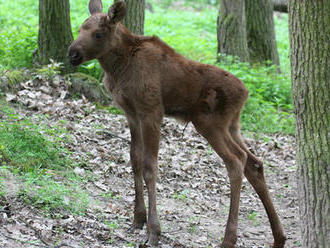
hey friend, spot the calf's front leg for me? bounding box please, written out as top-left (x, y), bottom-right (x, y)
top-left (140, 113), bottom-right (162, 245)
top-left (128, 117), bottom-right (147, 230)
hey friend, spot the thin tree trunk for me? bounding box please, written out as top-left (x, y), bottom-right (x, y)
top-left (38, 0), bottom-right (74, 72)
top-left (115, 0), bottom-right (145, 35)
top-left (217, 0), bottom-right (249, 62)
top-left (289, 0), bottom-right (330, 247)
top-left (246, 0), bottom-right (280, 69)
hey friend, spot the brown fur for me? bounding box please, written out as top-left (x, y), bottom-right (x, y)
top-left (68, 1), bottom-right (286, 247)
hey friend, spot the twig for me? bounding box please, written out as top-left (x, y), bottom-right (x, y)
top-left (161, 232), bottom-right (192, 248)
top-left (0, 209), bottom-right (11, 214)
top-left (102, 130), bottom-right (131, 143)
top-left (181, 122), bottom-right (189, 137)
top-left (18, 217), bottom-right (76, 248)
top-left (113, 230), bottom-right (135, 243)
top-left (19, 217), bottom-right (51, 247)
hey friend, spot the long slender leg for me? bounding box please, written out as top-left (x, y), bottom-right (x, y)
top-left (229, 113), bottom-right (286, 247)
top-left (229, 112), bottom-right (263, 166)
top-left (140, 112), bottom-right (162, 245)
top-left (244, 158), bottom-right (286, 247)
top-left (193, 117), bottom-right (246, 248)
top-left (127, 117), bottom-right (146, 230)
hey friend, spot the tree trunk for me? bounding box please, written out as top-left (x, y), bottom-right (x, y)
top-left (273, 0), bottom-right (288, 13)
top-left (115, 0), bottom-right (145, 35)
top-left (246, 0), bottom-right (280, 68)
top-left (38, 0), bottom-right (74, 73)
top-left (217, 0), bottom-right (249, 62)
top-left (289, 0), bottom-right (330, 247)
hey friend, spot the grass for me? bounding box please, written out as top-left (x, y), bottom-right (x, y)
top-left (173, 189), bottom-right (189, 200)
top-left (18, 174), bottom-right (89, 216)
top-left (0, 174), bottom-right (4, 197)
top-left (0, 104), bottom-right (72, 171)
top-left (247, 210), bottom-right (259, 226)
top-left (0, 103), bottom-right (90, 216)
top-left (0, 0), bottom-right (293, 134)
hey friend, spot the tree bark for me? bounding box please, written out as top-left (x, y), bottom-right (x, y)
top-left (273, 0), bottom-right (288, 13)
top-left (217, 0), bottom-right (249, 62)
top-left (246, 0), bottom-right (280, 68)
top-left (115, 0), bottom-right (145, 35)
top-left (289, 0), bottom-right (330, 247)
top-left (38, 0), bottom-right (74, 73)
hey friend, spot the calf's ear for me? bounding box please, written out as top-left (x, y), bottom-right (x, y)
top-left (89, 0), bottom-right (103, 15)
top-left (108, 1), bottom-right (126, 25)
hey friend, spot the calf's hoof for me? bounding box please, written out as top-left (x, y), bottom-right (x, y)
top-left (221, 241), bottom-right (235, 248)
top-left (147, 232), bottom-right (160, 246)
top-left (272, 240), bottom-right (286, 248)
top-left (271, 234), bottom-right (286, 248)
top-left (129, 213), bottom-right (146, 232)
top-left (272, 244), bottom-right (285, 248)
top-left (128, 224), bottom-right (143, 233)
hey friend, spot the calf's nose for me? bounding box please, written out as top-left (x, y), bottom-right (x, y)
top-left (68, 47), bottom-right (83, 66)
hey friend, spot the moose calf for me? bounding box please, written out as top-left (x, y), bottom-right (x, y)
top-left (68, 1), bottom-right (286, 247)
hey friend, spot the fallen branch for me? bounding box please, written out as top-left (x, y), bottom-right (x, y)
top-left (101, 130), bottom-right (131, 143)
top-left (19, 217), bottom-right (76, 248)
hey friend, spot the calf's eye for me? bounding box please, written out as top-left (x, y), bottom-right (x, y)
top-left (95, 32), bottom-right (104, 39)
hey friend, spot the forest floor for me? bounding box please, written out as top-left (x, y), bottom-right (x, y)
top-left (0, 75), bottom-right (300, 247)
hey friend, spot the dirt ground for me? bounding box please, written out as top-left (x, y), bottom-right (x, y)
top-left (0, 75), bottom-right (300, 247)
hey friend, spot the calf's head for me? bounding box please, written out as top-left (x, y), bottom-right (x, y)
top-left (68, 0), bottom-right (126, 66)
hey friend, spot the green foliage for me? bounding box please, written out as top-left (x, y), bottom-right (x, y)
top-left (103, 220), bottom-right (120, 244)
top-left (35, 60), bottom-right (63, 81)
top-left (100, 191), bottom-right (120, 199)
top-left (1, 70), bottom-right (26, 89)
top-left (0, 0), bottom-right (38, 69)
top-left (108, 106), bottom-right (124, 115)
top-left (79, 61), bottom-right (103, 81)
top-left (145, 5), bottom-right (217, 63)
top-left (173, 189), bottom-right (189, 200)
top-left (159, 0), bottom-right (219, 9)
top-left (0, 28), bottom-right (37, 70)
top-left (188, 216), bottom-right (200, 233)
top-left (274, 15), bottom-right (290, 75)
top-left (95, 103), bottom-right (124, 115)
top-left (247, 210), bottom-right (259, 226)
top-left (216, 56), bottom-right (294, 134)
top-left (0, 174), bottom-right (4, 197)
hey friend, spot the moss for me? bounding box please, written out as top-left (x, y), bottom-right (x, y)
top-left (222, 13), bottom-right (235, 27)
top-left (67, 72), bottom-right (99, 84)
top-left (6, 70), bottom-right (25, 87)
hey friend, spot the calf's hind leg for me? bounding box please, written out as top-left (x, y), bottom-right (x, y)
top-left (243, 157), bottom-right (286, 247)
top-left (229, 113), bottom-right (286, 247)
top-left (193, 116), bottom-right (247, 248)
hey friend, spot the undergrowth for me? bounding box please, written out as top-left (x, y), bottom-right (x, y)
top-left (0, 0), bottom-right (293, 134)
top-left (216, 56), bottom-right (293, 134)
top-left (0, 103), bottom-right (90, 216)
